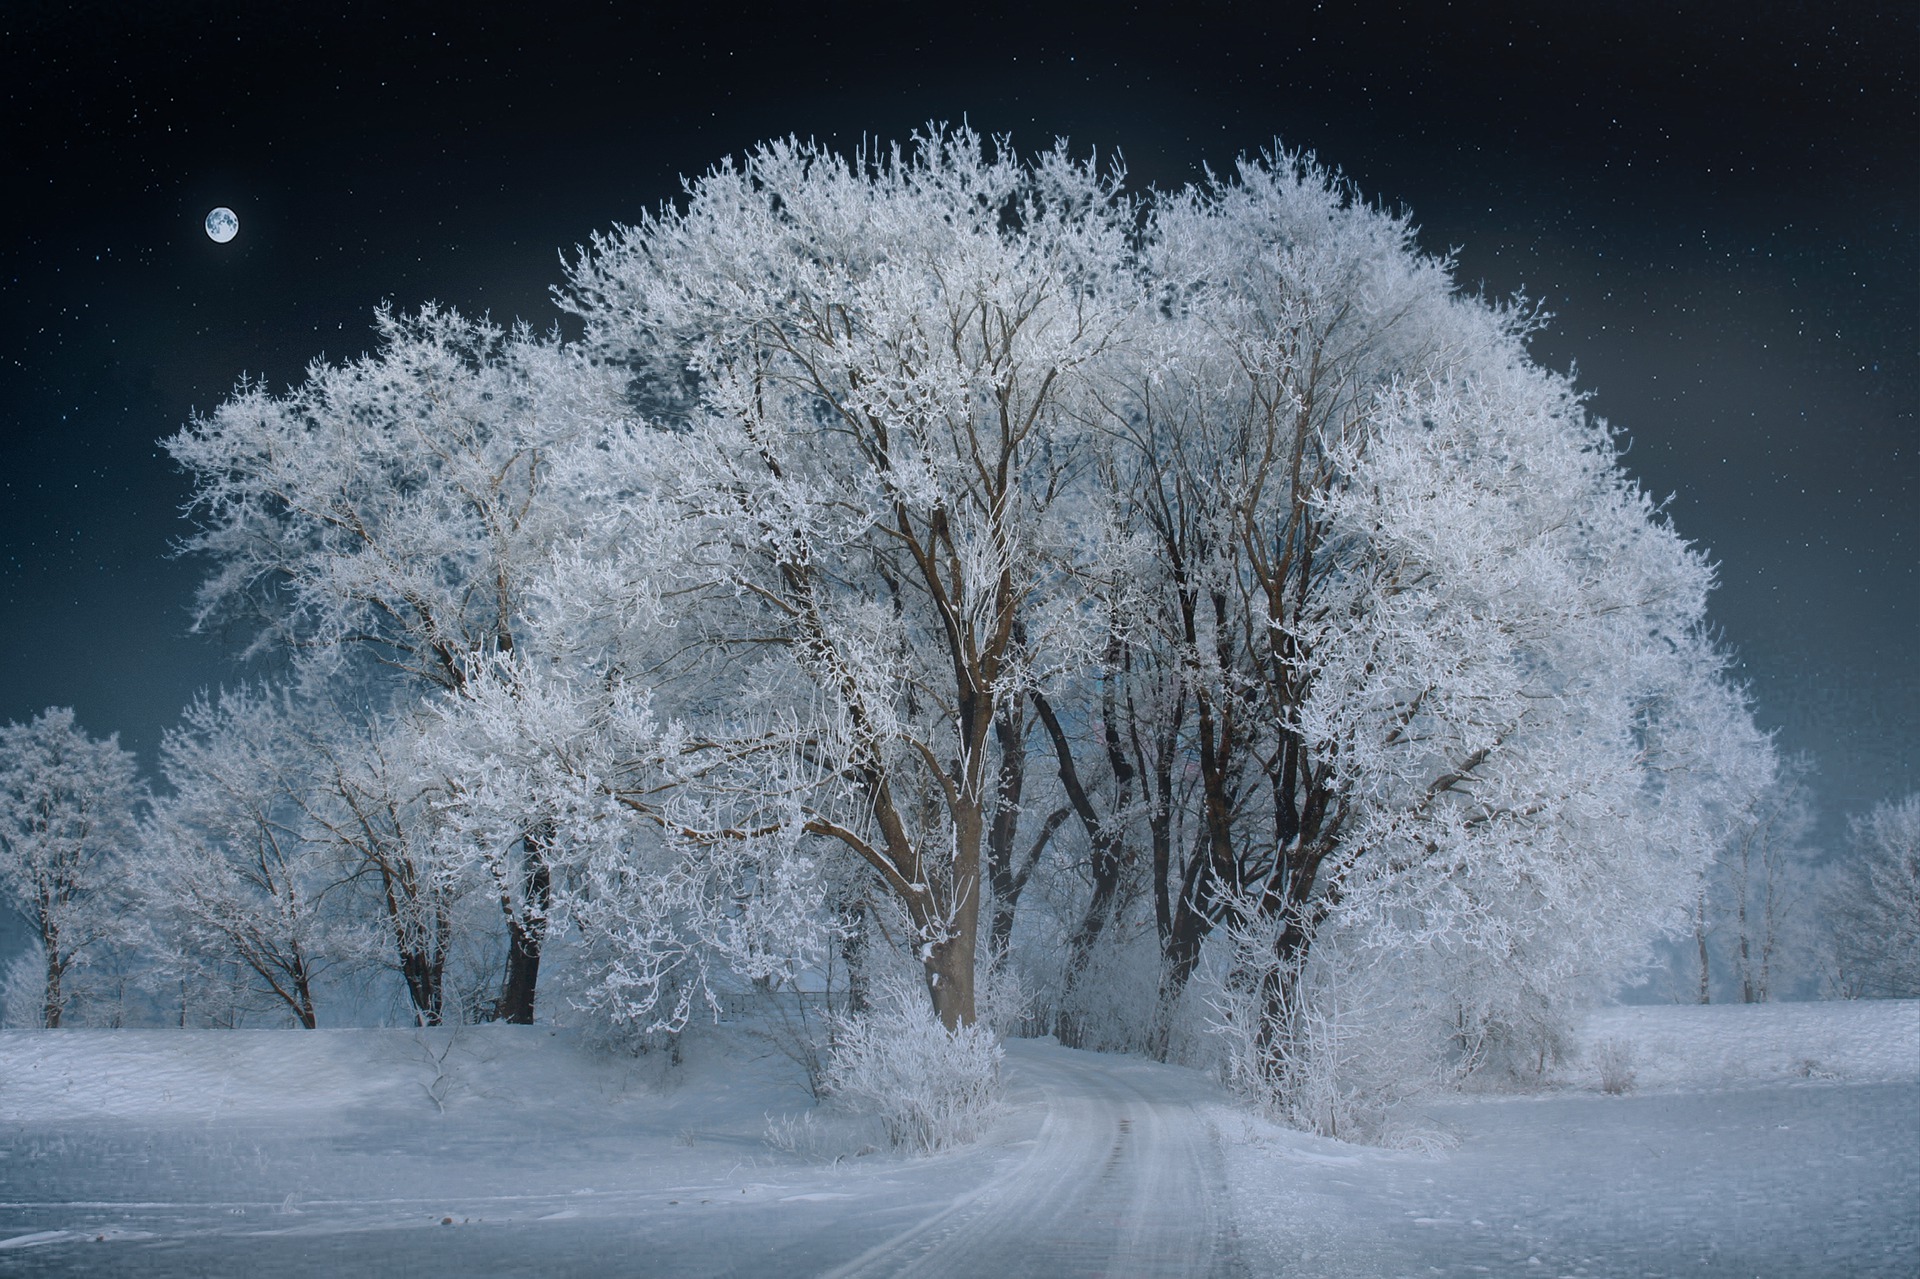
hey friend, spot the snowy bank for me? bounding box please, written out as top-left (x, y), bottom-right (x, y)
top-left (1218, 999), bottom-right (1920, 1278)
top-left (0, 1024), bottom-right (663, 1125)
top-left (1571, 998), bottom-right (1920, 1092)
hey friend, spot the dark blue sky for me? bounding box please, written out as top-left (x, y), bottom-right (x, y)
top-left (2, 1), bottom-right (1913, 849)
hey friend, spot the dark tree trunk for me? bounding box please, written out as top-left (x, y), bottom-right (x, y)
top-left (838, 896), bottom-right (870, 1016)
top-left (986, 698), bottom-right (1029, 967)
top-left (401, 944), bottom-right (445, 1027)
top-left (922, 927), bottom-right (978, 1031)
top-left (1037, 663), bottom-right (1136, 1050)
top-left (1695, 891), bottom-right (1712, 1004)
top-left (1141, 679), bottom-right (1183, 981)
top-left (1738, 894), bottom-right (1756, 1004)
top-left (290, 953), bottom-right (319, 1029)
top-left (495, 840), bottom-right (551, 1025)
top-left (382, 870), bottom-right (449, 1027)
top-left (41, 923), bottom-right (62, 1030)
top-left (1250, 914), bottom-right (1314, 1087)
top-left (1150, 823), bottom-right (1233, 1060)
top-left (1057, 865), bottom-right (1121, 1049)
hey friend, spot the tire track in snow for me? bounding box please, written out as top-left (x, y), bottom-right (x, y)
top-left (825, 1041), bottom-right (1247, 1278)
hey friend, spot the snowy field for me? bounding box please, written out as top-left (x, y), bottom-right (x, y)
top-left (0, 1001), bottom-right (1914, 1277)
top-left (1220, 999), bottom-right (1920, 1278)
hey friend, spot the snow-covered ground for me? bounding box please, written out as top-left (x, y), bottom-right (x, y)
top-left (0, 1001), bottom-right (1913, 1276)
top-left (1221, 999), bottom-right (1920, 1278)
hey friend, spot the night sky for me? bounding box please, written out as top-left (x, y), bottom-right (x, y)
top-left (3, 2), bottom-right (1913, 855)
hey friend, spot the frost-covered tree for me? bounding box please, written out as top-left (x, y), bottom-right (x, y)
top-left (407, 651), bottom-right (768, 1036)
top-left (1042, 154), bottom-right (1473, 1048)
top-left (995, 150), bottom-right (1769, 1080)
top-left (0, 709), bottom-right (145, 1028)
top-left (297, 704), bottom-right (484, 1026)
top-left (165, 306), bottom-right (626, 1023)
top-left (142, 684), bottom-right (486, 1029)
top-left (142, 686), bottom-right (349, 1028)
top-left (548, 130), bottom-right (1770, 1058)
top-left (559, 129), bottom-right (1134, 1028)
top-left (1272, 368), bottom-right (1769, 1082)
top-left (1826, 794), bottom-right (1920, 998)
top-left (1689, 757), bottom-right (1821, 1003)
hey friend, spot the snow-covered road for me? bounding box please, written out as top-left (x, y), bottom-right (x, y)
top-left (825, 1041), bottom-right (1245, 1278)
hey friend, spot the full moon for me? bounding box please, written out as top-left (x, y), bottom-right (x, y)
top-left (205, 207), bottom-right (238, 244)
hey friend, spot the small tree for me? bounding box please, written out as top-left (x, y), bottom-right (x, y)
top-left (0, 709), bottom-right (145, 1027)
top-left (1690, 757), bottom-right (1820, 1003)
top-left (300, 706), bottom-right (475, 1026)
top-left (164, 305), bottom-right (628, 1024)
top-left (142, 686), bottom-right (350, 1029)
top-left (1826, 794), bottom-right (1920, 998)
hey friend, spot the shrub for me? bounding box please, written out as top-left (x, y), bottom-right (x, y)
top-left (823, 976), bottom-right (1003, 1153)
top-left (1593, 1036), bottom-right (1637, 1095)
top-left (1204, 899), bottom-right (1448, 1146)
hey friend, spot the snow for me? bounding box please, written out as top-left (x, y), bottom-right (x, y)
top-left (0, 1001), bottom-right (1915, 1275)
top-left (1220, 999), bottom-right (1920, 1278)
top-left (1575, 998), bottom-right (1919, 1090)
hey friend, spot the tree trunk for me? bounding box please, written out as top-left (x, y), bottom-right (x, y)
top-left (1251, 917), bottom-right (1312, 1088)
top-left (378, 860), bottom-right (449, 1026)
top-left (1149, 818), bottom-right (1225, 1054)
top-left (923, 928), bottom-right (978, 1030)
top-left (292, 958), bottom-right (319, 1030)
top-left (1737, 893), bottom-right (1756, 1004)
top-left (986, 700), bottom-right (1028, 968)
top-left (1057, 867), bottom-right (1119, 1049)
top-left (401, 945), bottom-right (445, 1027)
top-left (42, 937), bottom-right (62, 1030)
top-left (838, 896), bottom-right (870, 1016)
top-left (1033, 679), bottom-right (1135, 1049)
top-left (495, 859), bottom-right (549, 1026)
top-left (1694, 891), bottom-right (1712, 1004)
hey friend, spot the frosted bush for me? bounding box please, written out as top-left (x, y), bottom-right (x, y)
top-left (976, 958), bottom-right (1038, 1041)
top-left (762, 1108), bottom-right (880, 1162)
top-left (823, 976), bottom-right (1003, 1153)
top-left (1, 945), bottom-right (45, 1028)
top-left (1592, 1036), bottom-right (1637, 1095)
top-left (1206, 901), bottom-right (1442, 1146)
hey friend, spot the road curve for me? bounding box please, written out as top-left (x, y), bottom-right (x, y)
top-left (825, 1040), bottom-right (1247, 1278)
